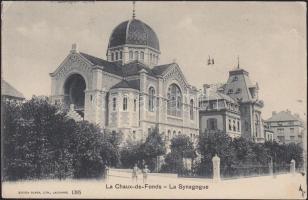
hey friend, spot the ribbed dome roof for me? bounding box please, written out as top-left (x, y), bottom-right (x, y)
top-left (108, 19), bottom-right (160, 51)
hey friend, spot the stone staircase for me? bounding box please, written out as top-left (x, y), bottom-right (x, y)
top-left (67, 104), bottom-right (83, 121)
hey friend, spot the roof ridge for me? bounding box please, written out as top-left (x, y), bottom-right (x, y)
top-left (1, 79), bottom-right (25, 99)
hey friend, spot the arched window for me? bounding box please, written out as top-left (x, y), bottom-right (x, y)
top-left (112, 97), bottom-right (116, 111)
top-left (190, 99), bottom-right (194, 120)
top-left (115, 52), bottom-right (118, 60)
top-left (168, 130), bottom-right (171, 140)
top-left (111, 52), bottom-right (114, 61)
top-left (229, 119), bottom-right (232, 131)
top-left (129, 51), bottom-right (133, 60)
top-left (178, 131), bottom-right (181, 135)
top-left (134, 51), bottom-right (139, 60)
top-left (150, 53), bottom-right (152, 62)
top-left (148, 87), bottom-right (155, 112)
top-left (173, 130), bottom-right (176, 137)
top-left (167, 84), bottom-right (182, 117)
top-left (123, 96), bottom-right (128, 111)
top-left (233, 120), bottom-right (236, 131)
top-left (134, 99), bottom-right (137, 112)
top-left (140, 52), bottom-right (144, 60)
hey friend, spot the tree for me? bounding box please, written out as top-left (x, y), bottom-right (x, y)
top-left (72, 122), bottom-right (107, 179)
top-left (139, 126), bottom-right (166, 171)
top-left (119, 126), bottom-right (166, 171)
top-left (161, 134), bottom-right (196, 174)
top-left (197, 129), bottom-right (236, 177)
top-left (2, 96), bottom-right (120, 181)
top-left (119, 138), bottom-right (143, 168)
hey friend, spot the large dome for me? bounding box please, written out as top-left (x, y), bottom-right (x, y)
top-left (108, 19), bottom-right (160, 51)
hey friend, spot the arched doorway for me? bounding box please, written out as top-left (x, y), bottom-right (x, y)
top-left (64, 74), bottom-right (86, 111)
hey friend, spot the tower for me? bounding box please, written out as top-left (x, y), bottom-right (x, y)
top-left (223, 63), bottom-right (264, 142)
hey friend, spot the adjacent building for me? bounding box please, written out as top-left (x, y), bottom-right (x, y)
top-left (1, 79), bottom-right (25, 103)
top-left (50, 14), bottom-right (199, 143)
top-left (265, 110), bottom-right (305, 144)
top-left (199, 65), bottom-right (265, 142)
top-left (263, 120), bottom-right (274, 142)
top-left (199, 84), bottom-right (241, 139)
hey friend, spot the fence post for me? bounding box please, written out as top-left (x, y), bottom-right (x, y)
top-left (105, 166), bottom-right (109, 181)
top-left (212, 154), bottom-right (220, 182)
top-left (269, 158), bottom-right (273, 177)
top-left (290, 159), bottom-right (296, 175)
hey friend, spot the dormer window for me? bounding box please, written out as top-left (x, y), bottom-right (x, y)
top-left (115, 52), bottom-right (119, 60)
top-left (111, 52), bottom-right (114, 61)
top-left (227, 89), bottom-right (233, 94)
top-left (120, 51), bottom-right (123, 59)
top-left (232, 76), bottom-right (238, 82)
top-left (236, 88), bottom-right (241, 94)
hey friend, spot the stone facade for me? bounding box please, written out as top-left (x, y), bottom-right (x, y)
top-left (50, 17), bottom-right (199, 144)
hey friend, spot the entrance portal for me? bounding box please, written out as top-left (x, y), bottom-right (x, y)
top-left (64, 74), bottom-right (86, 111)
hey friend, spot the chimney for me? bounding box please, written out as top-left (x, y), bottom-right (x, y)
top-left (272, 111), bottom-right (277, 116)
top-left (203, 84), bottom-right (210, 95)
top-left (70, 43), bottom-right (78, 53)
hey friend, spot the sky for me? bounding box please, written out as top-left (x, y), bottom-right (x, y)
top-left (1, 1), bottom-right (307, 119)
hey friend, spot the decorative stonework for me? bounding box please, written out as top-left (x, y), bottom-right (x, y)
top-left (55, 54), bottom-right (91, 79)
top-left (164, 66), bottom-right (187, 93)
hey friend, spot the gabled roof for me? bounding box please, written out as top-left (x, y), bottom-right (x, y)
top-left (266, 111), bottom-right (301, 122)
top-left (152, 63), bottom-right (173, 75)
top-left (122, 60), bottom-right (154, 76)
top-left (80, 52), bottom-right (172, 78)
top-left (80, 52), bottom-right (123, 76)
top-left (1, 79), bottom-right (25, 99)
top-left (110, 80), bottom-right (140, 90)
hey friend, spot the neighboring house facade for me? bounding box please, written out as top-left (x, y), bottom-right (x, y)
top-left (199, 66), bottom-right (265, 142)
top-left (50, 16), bottom-right (199, 143)
top-left (222, 67), bottom-right (264, 142)
top-left (1, 79), bottom-right (25, 103)
top-left (263, 120), bottom-right (274, 142)
top-left (199, 84), bottom-right (241, 139)
top-left (265, 110), bottom-right (304, 144)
